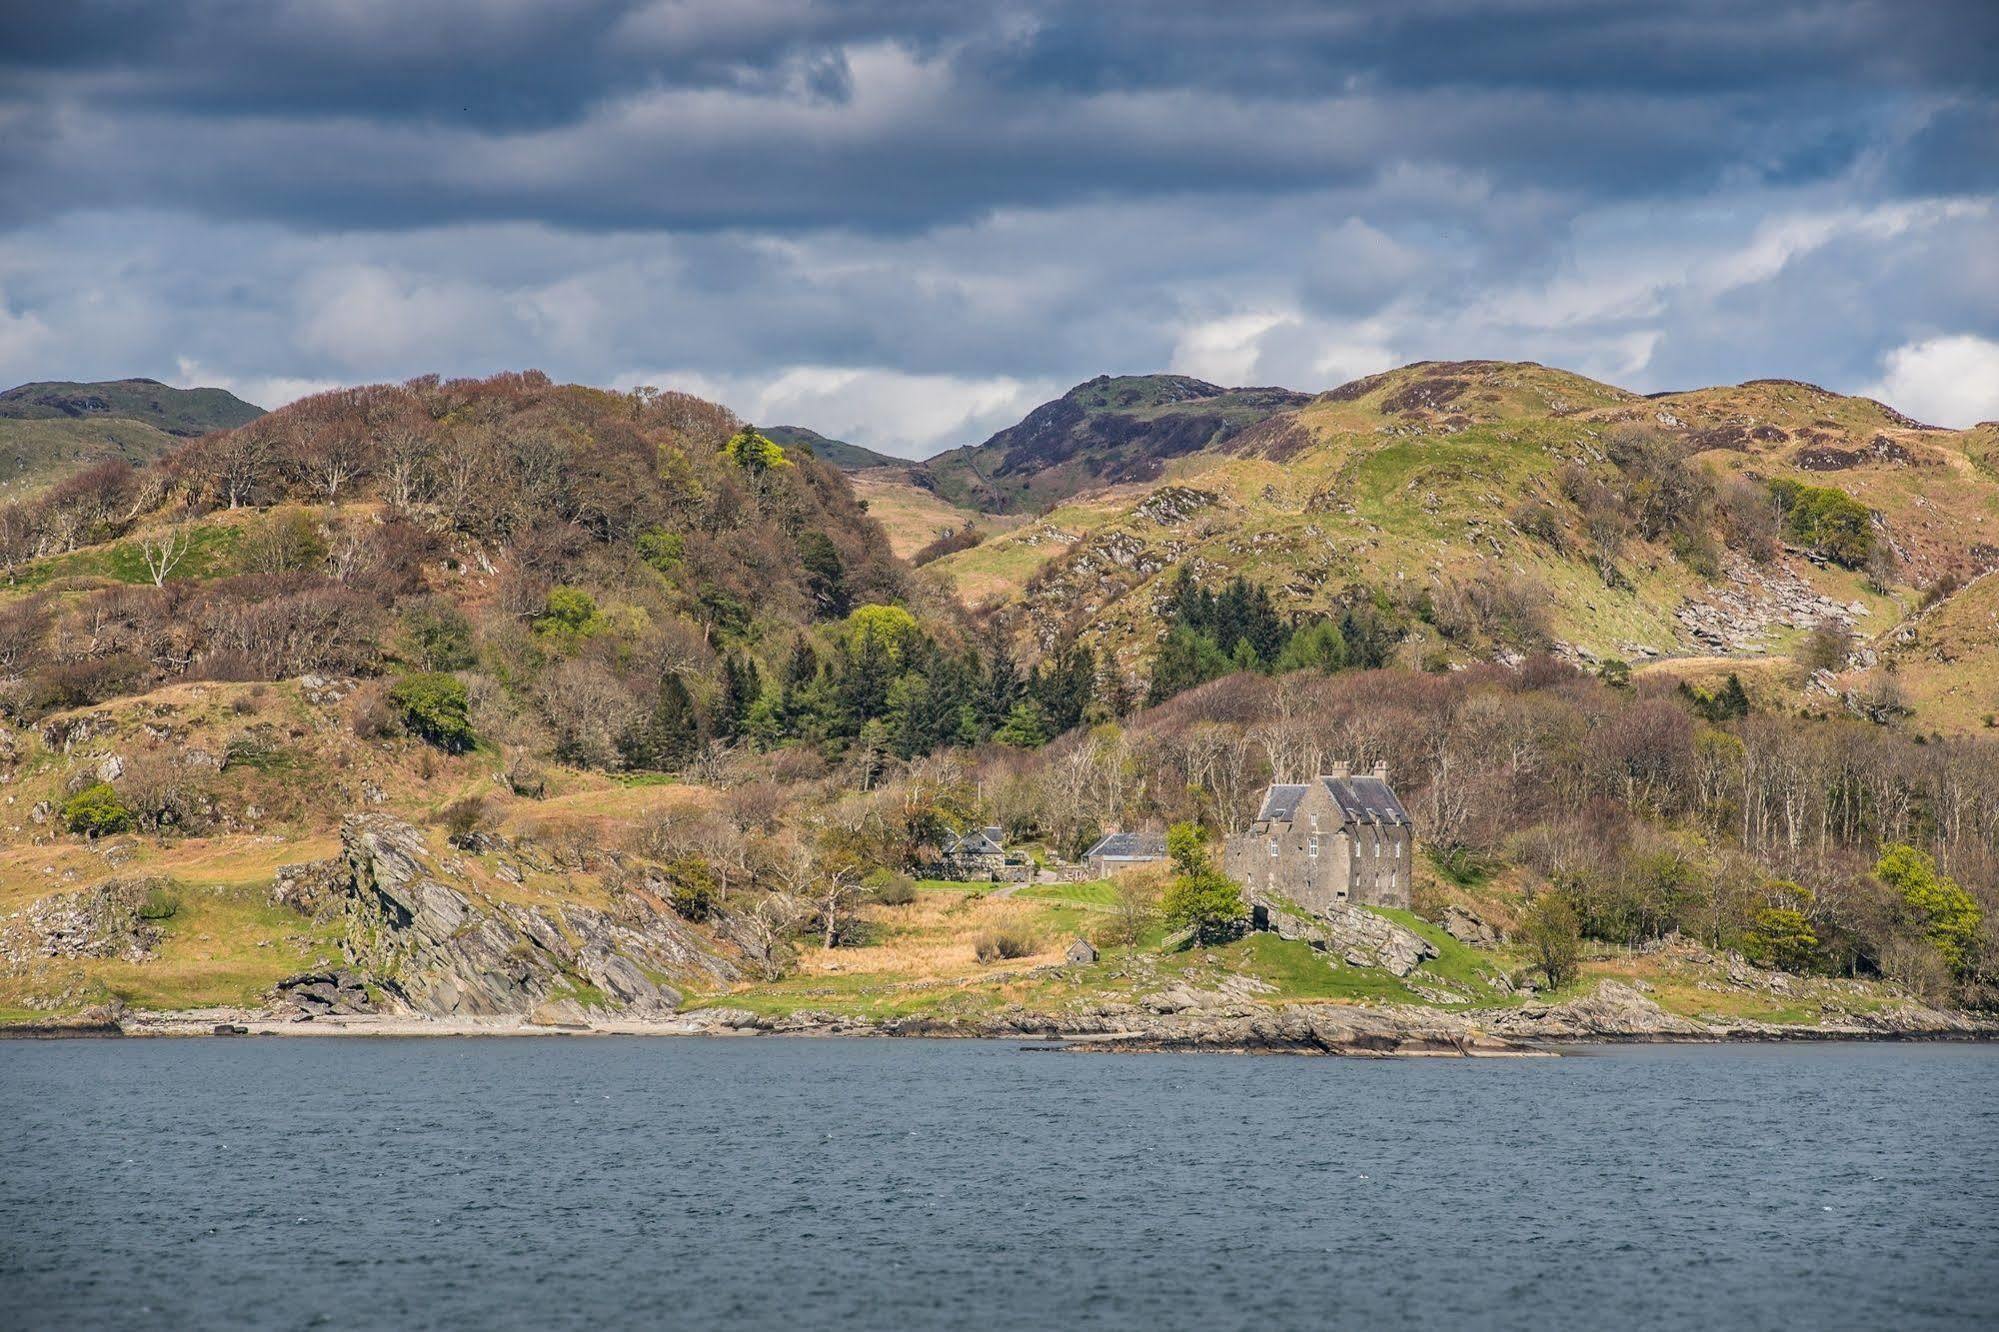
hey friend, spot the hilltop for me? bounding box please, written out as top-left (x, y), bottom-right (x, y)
top-left (0, 378), bottom-right (265, 496)
top-left (760, 425), bottom-right (906, 472)
top-left (0, 378), bottom-right (264, 436)
top-left (921, 374), bottom-right (1309, 513)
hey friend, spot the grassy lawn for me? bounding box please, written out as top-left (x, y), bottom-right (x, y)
top-left (1014, 879), bottom-right (1118, 908)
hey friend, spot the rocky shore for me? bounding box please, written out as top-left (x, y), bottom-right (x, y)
top-left (92, 978), bottom-right (1998, 1056)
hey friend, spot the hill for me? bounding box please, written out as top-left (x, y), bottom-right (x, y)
top-left (931, 360), bottom-right (1999, 730)
top-left (0, 378), bottom-right (264, 435)
top-left (0, 378), bottom-right (266, 498)
top-left (0, 417), bottom-right (181, 497)
top-left (760, 425), bottom-right (905, 472)
top-left (922, 374), bottom-right (1310, 514)
top-left (1, 363), bottom-right (1993, 1037)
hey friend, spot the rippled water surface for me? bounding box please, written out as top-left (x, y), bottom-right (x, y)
top-left (3, 1038), bottom-right (1996, 1329)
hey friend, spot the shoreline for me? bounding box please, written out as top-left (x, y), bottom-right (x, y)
top-left (7, 1000), bottom-right (1996, 1055)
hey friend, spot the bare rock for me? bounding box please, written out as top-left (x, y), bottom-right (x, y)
top-left (1487, 980), bottom-right (1711, 1039)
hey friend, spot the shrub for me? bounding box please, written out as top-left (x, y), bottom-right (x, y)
top-left (63, 782), bottom-right (134, 837)
top-left (1519, 890), bottom-right (1582, 988)
top-left (389, 672), bottom-right (474, 752)
top-left (440, 795), bottom-right (489, 848)
top-left (911, 526), bottom-right (983, 566)
top-left (974, 927), bottom-right (1036, 963)
top-left (665, 857), bottom-right (720, 921)
top-left (864, 869), bottom-right (917, 906)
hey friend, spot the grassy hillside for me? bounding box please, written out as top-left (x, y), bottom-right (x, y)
top-left (0, 378), bottom-right (264, 435)
top-left (848, 468), bottom-right (1027, 560)
top-left (923, 374), bottom-right (1309, 514)
top-left (931, 360), bottom-right (1999, 729)
top-left (761, 425), bottom-right (906, 472)
top-left (0, 417), bottom-right (182, 497)
top-left (0, 378), bottom-right (266, 497)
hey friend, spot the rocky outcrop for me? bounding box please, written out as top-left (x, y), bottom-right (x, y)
top-left (1254, 897), bottom-right (1437, 976)
top-left (276, 969), bottom-right (375, 1017)
top-left (1487, 981), bottom-right (1711, 1040)
top-left (1440, 905), bottom-right (1497, 946)
top-left (278, 815), bottom-right (738, 1023)
top-left (0, 877), bottom-right (171, 963)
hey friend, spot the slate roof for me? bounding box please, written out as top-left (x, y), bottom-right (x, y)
top-left (947, 826), bottom-right (1008, 855)
top-left (1256, 784), bottom-right (1309, 822)
top-left (1253, 773), bottom-right (1413, 829)
top-left (1323, 774), bottom-right (1412, 827)
top-left (1084, 831), bottom-right (1168, 860)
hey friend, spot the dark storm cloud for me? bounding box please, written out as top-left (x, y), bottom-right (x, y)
top-left (2, 0), bottom-right (1996, 445)
top-left (2, 0), bottom-right (1994, 233)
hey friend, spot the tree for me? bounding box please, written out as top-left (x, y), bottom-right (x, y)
top-left (797, 531), bottom-right (849, 618)
top-left (1875, 844), bottom-right (1982, 976)
top-left (1106, 867), bottom-right (1163, 950)
top-left (994, 697), bottom-right (1051, 748)
top-left (139, 523), bottom-right (194, 587)
top-left (389, 672), bottom-right (475, 752)
top-left (1160, 823), bottom-right (1247, 945)
top-left (1743, 876), bottom-right (1823, 972)
top-left (1520, 891), bottom-right (1583, 988)
top-left (717, 653), bottom-right (763, 740)
top-left (722, 427), bottom-right (791, 476)
top-left (623, 672), bottom-right (701, 771)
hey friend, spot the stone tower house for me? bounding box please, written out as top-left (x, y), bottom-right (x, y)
top-left (1223, 762), bottom-right (1414, 912)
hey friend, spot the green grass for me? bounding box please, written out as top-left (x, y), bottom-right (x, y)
top-left (1176, 934), bottom-right (1421, 1003)
top-left (1015, 879), bottom-right (1118, 907)
top-left (1367, 906), bottom-right (1515, 996)
top-left (6, 522), bottom-right (241, 590)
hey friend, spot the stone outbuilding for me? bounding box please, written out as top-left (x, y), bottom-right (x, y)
top-left (1065, 938), bottom-right (1099, 964)
top-left (1224, 762), bottom-right (1414, 912)
top-left (1083, 831), bottom-right (1168, 877)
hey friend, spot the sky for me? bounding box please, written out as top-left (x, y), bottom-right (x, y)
top-left (2, 1), bottom-right (1996, 458)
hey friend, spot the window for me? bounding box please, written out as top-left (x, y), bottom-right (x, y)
top-left (1268, 838), bottom-right (1279, 859)
top-left (1308, 836), bottom-right (1320, 858)
top-left (1308, 812), bottom-right (1318, 830)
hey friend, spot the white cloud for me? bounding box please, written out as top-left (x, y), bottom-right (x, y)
top-left (618, 364), bottom-right (1060, 458)
top-left (173, 360), bottom-right (339, 411)
top-left (1863, 335), bottom-right (1999, 428)
top-left (1170, 311), bottom-right (1297, 385)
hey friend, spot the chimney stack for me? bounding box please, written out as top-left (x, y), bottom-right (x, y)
top-left (1372, 760), bottom-right (1389, 781)
top-left (1327, 760), bottom-right (1350, 780)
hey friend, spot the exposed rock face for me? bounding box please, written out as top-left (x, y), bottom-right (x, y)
top-left (279, 815), bottom-right (737, 1022)
top-left (1487, 981), bottom-right (1711, 1039)
top-left (1254, 897), bottom-right (1437, 977)
top-left (0, 878), bottom-right (169, 963)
